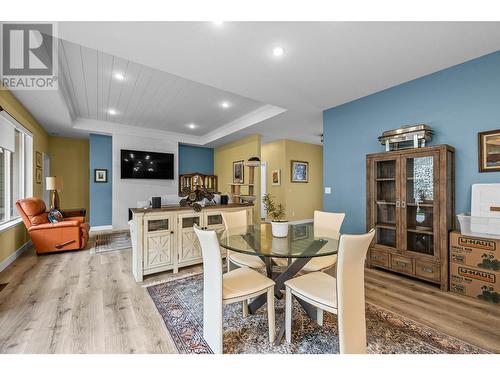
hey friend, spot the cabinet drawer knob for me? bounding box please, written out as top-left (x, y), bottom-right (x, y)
top-left (373, 255), bottom-right (384, 260)
top-left (422, 266), bottom-right (434, 273)
top-left (395, 261), bottom-right (407, 267)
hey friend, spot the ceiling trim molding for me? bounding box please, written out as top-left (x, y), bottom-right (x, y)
top-left (72, 103), bottom-right (287, 145)
top-left (72, 118), bottom-right (201, 144)
top-left (202, 104), bottom-right (286, 144)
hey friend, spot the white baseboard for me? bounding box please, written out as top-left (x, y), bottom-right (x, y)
top-left (90, 225), bottom-right (113, 232)
top-left (0, 240), bottom-right (32, 273)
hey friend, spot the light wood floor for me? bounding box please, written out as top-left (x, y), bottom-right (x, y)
top-left (0, 246), bottom-right (498, 353)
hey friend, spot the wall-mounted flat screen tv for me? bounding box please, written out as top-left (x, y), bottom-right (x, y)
top-left (121, 149), bottom-right (174, 179)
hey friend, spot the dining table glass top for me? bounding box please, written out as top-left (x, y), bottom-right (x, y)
top-left (217, 222), bottom-right (340, 259)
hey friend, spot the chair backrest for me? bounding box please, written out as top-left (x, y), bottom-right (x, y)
top-left (16, 197), bottom-right (48, 228)
top-left (313, 210), bottom-right (345, 239)
top-left (221, 210), bottom-right (248, 236)
top-left (193, 225), bottom-right (223, 353)
top-left (336, 229), bottom-right (375, 354)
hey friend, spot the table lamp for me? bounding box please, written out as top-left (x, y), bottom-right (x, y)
top-left (46, 176), bottom-right (63, 210)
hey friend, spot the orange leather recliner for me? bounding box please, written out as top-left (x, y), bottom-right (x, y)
top-left (16, 197), bottom-right (90, 254)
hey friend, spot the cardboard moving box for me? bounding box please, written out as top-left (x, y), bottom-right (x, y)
top-left (450, 263), bottom-right (499, 304)
top-left (450, 231), bottom-right (499, 271)
top-left (450, 231), bottom-right (500, 304)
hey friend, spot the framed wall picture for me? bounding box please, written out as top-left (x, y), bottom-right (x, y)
top-left (94, 169), bottom-right (108, 183)
top-left (35, 167), bottom-right (42, 184)
top-left (35, 151), bottom-right (42, 168)
top-left (479, 129), bottom-right (500, 172)
top-left (291, 160), bottom-right (309, 183)
top-left (271, 169), bottom-right (281, 186)
top-left (233, 160), bottom-right (244, 184)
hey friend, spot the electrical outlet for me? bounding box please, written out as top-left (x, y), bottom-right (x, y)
top-left (324, 187), bottom-right (332, 194)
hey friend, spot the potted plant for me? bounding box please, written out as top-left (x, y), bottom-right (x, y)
top-left (262, 193), bottom-right (288, 237)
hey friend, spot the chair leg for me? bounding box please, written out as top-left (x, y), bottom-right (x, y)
top-left (285, 286), bottom-right (292, 344)
top-left (227, 258), bottom-right (234, 272)
top-left (242, 300), bottom-right (248, 318)
top-left (267, 287), bottom-right (275, 343)
top-left (317, 308), bottom-right (324, 326)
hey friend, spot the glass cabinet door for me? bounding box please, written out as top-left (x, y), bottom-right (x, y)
top-left (373, 158), bottom-right (399, 249)
top-left (402, 153), bottom-right (438, 257)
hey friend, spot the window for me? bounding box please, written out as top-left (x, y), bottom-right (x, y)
top-left (0, 110), bottom-right (33, 228)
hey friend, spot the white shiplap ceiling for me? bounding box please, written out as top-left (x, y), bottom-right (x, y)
top-left (57, 39), bottom-right (266, 136)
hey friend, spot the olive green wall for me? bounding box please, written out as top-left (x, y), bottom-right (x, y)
top-left (214, 134), bottom-right (261, 224)
top-left (262, 140), bottom-right (323, 221)
top-left (0, 86), bottom-right (49, 264)
top-left (48, 136), bottom-right (90, 219)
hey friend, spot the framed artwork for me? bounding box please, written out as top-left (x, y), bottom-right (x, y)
top-left (233, 160), bottom-right (244, 184)
top-left (291, 160), bottom-right (309, 183)
top-left (94, 169), bottom-right (108, 183)
top-left (271, 169), bottom-right (281, 186)
top-left (479, 129), bottom-right (500, 172)
top-left (35, 168), bottom-right (42, 184)
top-left (35, 151), bottom-right (42, 168)
top-left (291, 224), bottom-right (310, 241)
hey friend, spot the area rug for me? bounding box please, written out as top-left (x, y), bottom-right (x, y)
top-left (147, 274), bottom-right (488, 354)
top-left (91, 230), bottom-right (131, 253)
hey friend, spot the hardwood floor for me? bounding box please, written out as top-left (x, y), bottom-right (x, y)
top-left (363, 268), bottom-right (500, 353)
top-left (0, 246), bottom-right (498, 353)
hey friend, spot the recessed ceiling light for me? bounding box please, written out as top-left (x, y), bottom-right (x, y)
top-left (108, 108), bottom-right (117, 115)
top-left (272, 46), bottom-right (285, 57)
top-left (220, 101), bottom-right (230, 109)
top-left (212, 21), bottom-right (224, 26)
top-left (187, 123), bottom-right (197, 129)
top-left (114, 72), bottom-right (125, 81)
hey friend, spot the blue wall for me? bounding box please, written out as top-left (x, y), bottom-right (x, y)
top-left (323, 51), bottom-right (500, 234)
top-left (89, 134), bottom-right (113, 227)
top-left (178, 144), bottom-right (214, 175)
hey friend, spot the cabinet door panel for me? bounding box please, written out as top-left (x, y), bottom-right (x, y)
top-left (401, 151), bottom-right (440, 259)
top-left (145, 232), bottom-right (173, 268)
top-left (178, 212), bottom-right (203, 264)
top-left (144, 214), bottom-right (174, 269)
top-left (369, 157), bottom-right (401, 251)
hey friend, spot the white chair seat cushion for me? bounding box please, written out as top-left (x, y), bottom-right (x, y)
top-left (301, 255), bottom-right (337, 272)
top-left (223, 267), bottom-right (274, 300)
top-left (285, 271), bottom-right (338, 309)
top-left (228, 252), bottom-right (265, 269)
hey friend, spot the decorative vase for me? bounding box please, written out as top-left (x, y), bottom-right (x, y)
top-left (271, 221), bottom-right (289, 238)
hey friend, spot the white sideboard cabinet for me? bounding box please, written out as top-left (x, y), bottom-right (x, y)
top-left (130, 204), bottom-right (253, 282)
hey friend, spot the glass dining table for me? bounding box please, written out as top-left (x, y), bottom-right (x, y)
top-left (218, 222), bottom-right (340, 333)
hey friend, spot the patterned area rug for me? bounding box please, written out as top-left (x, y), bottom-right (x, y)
top-left (147, 274), bottom-right (488, 354)
top-left (91, 230), bottom-right (131, 253)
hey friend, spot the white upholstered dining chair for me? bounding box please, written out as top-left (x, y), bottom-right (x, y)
top-left (274, 210), bottom-right (345, 271)
top-left (194, 225), bottom-right (275, 354)
top-left (301, 210), bottom-right (345, 272)
top-left (284, 229), bottom-right (375, 354)
top-left (221, 210), bottom-right (265, 271)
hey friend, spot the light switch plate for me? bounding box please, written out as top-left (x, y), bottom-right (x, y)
top-left (324, 187), bottom-right (332, 194)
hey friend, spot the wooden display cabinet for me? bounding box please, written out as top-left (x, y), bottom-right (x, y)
top-left (366, 145), bottom-right (455, 290)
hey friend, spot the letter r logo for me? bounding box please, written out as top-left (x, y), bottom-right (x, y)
top-left (2, 23), bottom-right (53, 76)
